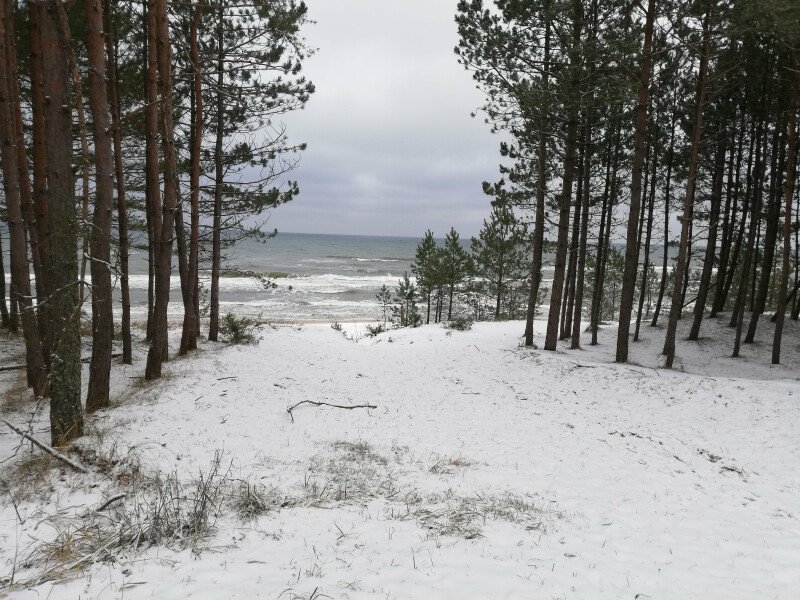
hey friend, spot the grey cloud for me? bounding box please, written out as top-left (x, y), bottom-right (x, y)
top-left (270, 0), bottom-right (505, 238)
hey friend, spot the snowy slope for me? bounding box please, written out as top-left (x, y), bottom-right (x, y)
top-left (1, 316), bottom-right (798, 599)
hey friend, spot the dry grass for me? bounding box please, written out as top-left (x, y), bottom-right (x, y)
top-left (231, 480), bottom-right (295, 521)
top-left (402, 489), bottom-right (552, 539)
top-left (1, 371), bottom-right (33, 413)
top-left (1, 452), bottom-right (59, 505)
top-left (430, 456), bottom-right (473, 475)
top-left (9, 439), bottom-right (563, 589)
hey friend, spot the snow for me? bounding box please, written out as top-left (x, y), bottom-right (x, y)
top-left (1, 316), bottom-right (799, 599)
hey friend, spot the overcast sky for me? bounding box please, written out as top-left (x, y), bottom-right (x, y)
top-left (270, 0), bottom-right (503, 238)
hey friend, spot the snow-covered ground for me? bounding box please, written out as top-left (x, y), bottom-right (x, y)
top-left (1, 316), bottom-right (798, 599)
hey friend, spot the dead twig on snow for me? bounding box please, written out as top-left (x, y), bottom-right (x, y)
top-left (286, 400), bottom-right (377, 423)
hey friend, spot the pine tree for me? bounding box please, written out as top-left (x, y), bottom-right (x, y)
top-left (392, 272), bottom-right (421, 328)
top-left (471, 204), bottom-right (529, 320)
top-left (441, 228), bottom-right (471, 320)
top-left (411, 230), bottom-right (438, 323)
top-left (206, 0), bottom-right (314, 341)
top-left (376, 284), bottom-right (392, 325)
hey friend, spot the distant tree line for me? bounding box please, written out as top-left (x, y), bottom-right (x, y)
top-left (0, 0), bottom-right (311, 445)
top-left (455, 0), bottom-right (800, 366)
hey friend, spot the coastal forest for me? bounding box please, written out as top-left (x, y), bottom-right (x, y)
top-left (0, 1), bottom-right (798, 598)
top-left (1, 0), bottom-right (798, 446)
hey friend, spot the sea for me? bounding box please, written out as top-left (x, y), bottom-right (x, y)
top-left (126, 232), bottom-right (425, 322)
top-left (1, 230), bottom-right (676, 323)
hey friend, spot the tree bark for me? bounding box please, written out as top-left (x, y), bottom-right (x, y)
top-left (651, 107), bottom-right (676, 327)
top-left (84, 0), bottom-right (115, 412)
top-left (635, 126), bottom-right (659, 340)
top-left (562, 138), bottom-right (584, 340)
top-left (105, 0), bottom-right (131, 364)
top-left (144, 0), bottom-right (161, 345)
top-left (772, 53), bottom-right (799, 364)
top-left (591, 121), bottom-right (621, 343)
top-left (28, 2), bottom-right (51, 357)
top-left (723, 116), bottom-right (757, 322)
top-left (209, 2), bottom-right (225, 341)
top-left (145, 0), bottom-right (180, 379)
top-left (0, 230), bottom-right (8, 327)
top-left (41, 0), bottom-right (83, 445)
top-left (710, 110), bottom-right (742, 318)
top-left (731, 109), bottom-right (768, 327)
top-left (0, 1), bottom-right (47, 397)
top-left (52, 0), bottom-right (91, 309)
top-left (544, 0), bottom-right (582, 351)
top-left (571, 118), bottom-right (592, 349)
top-left (663, 5), bottom-right (711, 368)
top-left (523, 0), bottom-right (550, 347)
top-left (180, 0), bottom-right (206, 354)
top-left (616, 0), bottom-right (656, 363)
top-left (744, 120), bottom-right (783, 343)
top-left (688, 134), bottom-right (725, 340)
top-left (590, 131), bottom-right (612, 344)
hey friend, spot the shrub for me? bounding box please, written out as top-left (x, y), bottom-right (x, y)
top-left (330, 321), bottom-right (343, 332)
top-left (365, 323), bottom-right (387, 337)
top-left (219, 313), bottom-right (258, 344)
top-left (444, 316), bottom-right (473, 331)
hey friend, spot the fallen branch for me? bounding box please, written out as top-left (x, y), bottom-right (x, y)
top-left (1, 419), bottom-right (88, 473)
top-left (286, 400), bottom-right (377, 423)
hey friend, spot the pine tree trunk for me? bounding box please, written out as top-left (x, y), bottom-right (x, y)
top-left (772, 54), bottom-right (799, 364)
top-left (180, 0), bottom-right (205, 354)
top-left (105, 0), bottom-right (131, 364)
top-left (28, 2), bottom-right (51, 357)
top-left (0, 3), bottom-right (47, 397)
top-left (562, 141), bottom-right (584, 340)
top-left (591, 123), bottom-right (621, 344)
top-left (590, 132), bottom-right (613, 344)
top-left (744, 125), bottom-right (782, 342)
top-left (732, 92), bottom-right (770, 356)
top-left (651, 108), bottom-right (676, 327)
top-left (663, 6), bottom-right (711, 368)
top-left (5, 8), bottom-right (43, 331)
top-left (523, 1), bottom-right (550, 347)
top-left (85, 0), bottom-right (115, 412)
top-left (144, 0), bottom-right (161, 345)
top-left (426, 291), bottom-right (431, 324)
top-left (145, 0), bottom-right (180, 379)
top-left (53, 0), bottom-right (91, 309)
top-left (209, 2), bottom-right (224, 342)
top-left (545, 1), bottom-right (582, 351)
top-left (6, 4), bottom-right (41, 387)
top-left (634, 128), bottom-right (659, 341)
top-left (710, 110), bottom-right (742, 317)
top-left (688, 135), bottom-right (725, 340)
top-left (41, 0), bottom-right (83, 445)
top-left (174, 201), bottom-right (190, 331)
top-left (724, 116), bottom-right (757, 323)
top-left (571, 119), bottom-right (592, 349)
top-left (731, 111), bottom-right (767, 327)
top-left (733, 180), bottom-right (763, 358)
top-left (792, 186), bottom-right (800, 320)
top-left (448, 284), bottom-right (454, 320)
top-left (0, 230), bottom-right (8, 327)
top-left (616, 0), bottom-right (655, 363)
top-left (495, 263), bottom-right (503, 319)
top-left (9, 282), bottom-right (18, 332)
